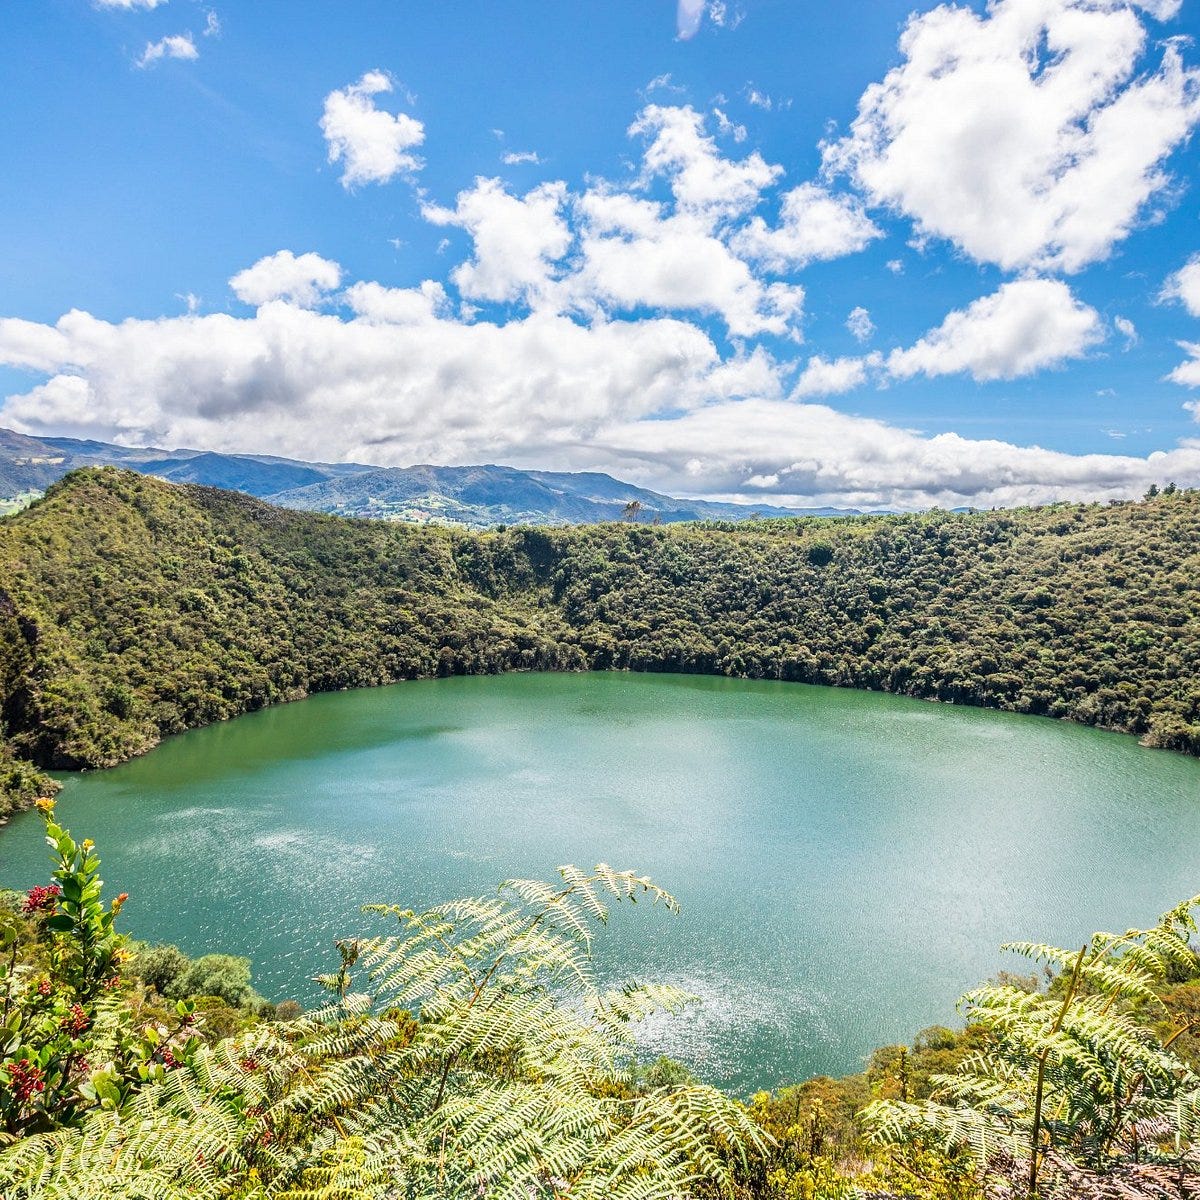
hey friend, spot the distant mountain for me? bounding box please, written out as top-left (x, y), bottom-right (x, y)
top-left (0, 428), bottom-right (868, 526)
top-left (0, 428), bottom-right (72, 496)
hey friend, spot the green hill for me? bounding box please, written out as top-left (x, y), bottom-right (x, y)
top-left (1, 467), bottom-right (1198, 815)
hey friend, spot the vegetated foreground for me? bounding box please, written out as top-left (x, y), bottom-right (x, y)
top-left (1, 467), bottom-right (1199, 814)
top-left (1, 803), bottom-right (1198, 1199)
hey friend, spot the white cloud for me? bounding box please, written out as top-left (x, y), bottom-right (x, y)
top-left (631, 104), bottom-right (780, 221)
top-left (745, 88), bottom-right (774, 111)
top-left (343, 280), bottom-right (449, 325)
top-left (731, 183), bottom-right (881, 271)
top-left (887, 279), bottom-right (1104, 382)
top-left (713, 109), bottom-right (747, 143)
top-left (1114, 315), bottom-right (1138, 346)
top-left (886, 258), bottom-right (904, 274)
top-left (320, 71), bottom-right (425, 188)
top-left (203, 10), bottom-right (220, 37)
top-left (1162, 253), bottom-right (1200, 317)
top-left (502, 150), bottom-right (542, 165)
top-left (846, 306), bottom-right (874, 343)
top-left (792, 354), bottom-right (879, 398)
top-left (137, 33), bottom-right (198, 68)
top-left (709, 2), bottom-right (743, 30)
top-left (417, 108), bottom-right (812, 338)
top-left (0, 299), bottom-right (730, 471)
top-left (565, 192), bottom-right (805, 339)
top-left (1168, 342), bottom-right (1200, 388)
top-left (96, 0), bottom-right (168, 8)
top-left (1163, 256), bottom-right (1200, 386)
top-left (676, 0), bottom-right (705, 39)
top-left (229, 251), bottom-right (342, 308)
top-left (4, 91), bottom-right (1192, 512)
top-left (423, 179), bottom-right (571, 306)
top-left (825, 0), bottom-right (1200, 273)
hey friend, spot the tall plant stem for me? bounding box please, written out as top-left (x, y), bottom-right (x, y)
top-left (1028, 944), bottom-right (1087, 1199)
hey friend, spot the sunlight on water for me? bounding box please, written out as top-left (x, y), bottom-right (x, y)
top-left (3, 672), bottom-right (1199, 1094)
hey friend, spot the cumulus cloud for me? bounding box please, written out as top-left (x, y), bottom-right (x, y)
top-left (343, 280), bottom-right (449, 325)
top-left (731, 183), bottom-right (881, 271)
top-left (415, 107), bottom-right (813, 338)
top-left (887, 280), bottom-right (1104, 381)
top-left (1163, 255), bottom-right (1200, 387)
top-left (3, 90), bottom-right (1194, 511)
top-left (1168, 342), bottom-right (1200, 389)
top-left (229, 251), bottom-right (342, 308)
top-left (423, 180), bottom-right (571, 306)
top-left (320, 71), bottom-right (425, 188)
top-left (1162, 253), bottom-right (1200, 317)
top-left (137, 33), bottom-right (198, 68)
top-left (0, 300), bottom-right (728, 469)
top-left (631, 105), bottom-right (780, 220)
top-left (846, 307), bottom-right (874, 343)
top-left (825, 0), bottom-right (1200, 273)
top-left (562, 191), bottom-right (805, 339)
top-left (792, 354), bottom-right (879, 398)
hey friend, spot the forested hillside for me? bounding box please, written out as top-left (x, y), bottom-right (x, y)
top-left (1, 467), bottom-right (1199, 814)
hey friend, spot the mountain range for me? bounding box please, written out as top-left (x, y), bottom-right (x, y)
top-left (0, 427), bottom-right (868, 525)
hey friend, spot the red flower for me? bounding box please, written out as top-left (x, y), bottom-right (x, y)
top-left (22, 885), bottom-right (60, 916)
top-left (36, 979), bottom-right (52, 997)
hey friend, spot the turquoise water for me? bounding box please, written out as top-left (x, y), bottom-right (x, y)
top-left (2, 673), bottom-right (1198, 1093)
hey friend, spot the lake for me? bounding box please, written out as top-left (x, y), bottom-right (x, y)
top-left (2, 672), bottom-right (1198, 1094)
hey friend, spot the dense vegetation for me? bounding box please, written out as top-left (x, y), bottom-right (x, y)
top-left (1, 805), bottom-right (1197, 1198)
top-left (1, 468), bottom-right (1199, 812)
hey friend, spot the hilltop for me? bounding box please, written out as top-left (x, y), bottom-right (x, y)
top-left (0, 467), bottom-right (1197, 816)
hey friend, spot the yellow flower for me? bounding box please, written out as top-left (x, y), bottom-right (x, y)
top-left (34, 798), bottom-right (56, 814)
top-left (81, 839), bottom-right (95, 852)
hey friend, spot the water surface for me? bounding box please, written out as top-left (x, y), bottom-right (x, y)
top-left (3, 673), bottom-right (1198, 1093)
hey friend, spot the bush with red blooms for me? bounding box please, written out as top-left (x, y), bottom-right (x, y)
top-left (0, 801), bottom-right (200, 1136)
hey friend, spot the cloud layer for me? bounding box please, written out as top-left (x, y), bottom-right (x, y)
top-left (1, 257), bottom-right (1194, 511)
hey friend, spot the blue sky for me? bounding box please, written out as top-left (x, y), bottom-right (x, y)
top-left (2, 0), bottom-right (1200, 508)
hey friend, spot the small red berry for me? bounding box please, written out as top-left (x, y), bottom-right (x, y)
top-left (9, 1059), bottom-right (46, 1105)
top-left (61, 1004), bottom-right (90, 1036)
